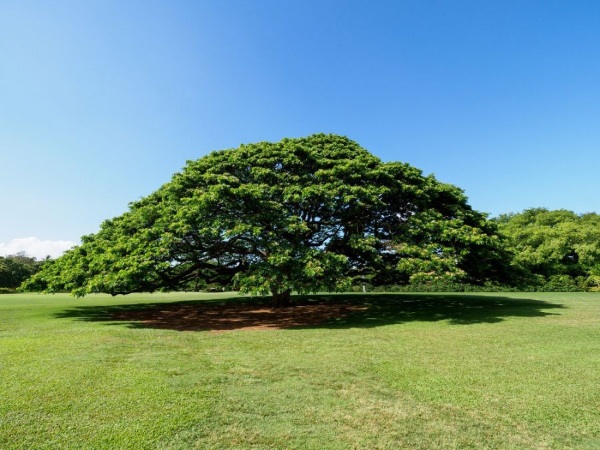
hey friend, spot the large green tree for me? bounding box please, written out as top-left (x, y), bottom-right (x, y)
top-left (23, 134), bottom-right (505, 305)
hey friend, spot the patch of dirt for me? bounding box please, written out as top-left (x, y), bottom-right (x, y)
top-left (110, 300), bottom-right (367, 332)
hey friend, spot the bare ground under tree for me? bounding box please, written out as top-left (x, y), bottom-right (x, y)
top-left (110, 299), bottom-right (367, 332)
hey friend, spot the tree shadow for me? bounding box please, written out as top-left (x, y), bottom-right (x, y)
top-left (53, 293), bottom-right (565, 332)
top-left (312, 294), bottom-right (564, 328)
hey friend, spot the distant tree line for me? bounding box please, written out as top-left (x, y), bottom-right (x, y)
top-left (494, 208), bottom-right (600, 292)
top-left (0, 253), bottom-right (47, 293)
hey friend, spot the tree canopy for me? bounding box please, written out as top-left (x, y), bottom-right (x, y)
top-left (23, 134), bottom-right (506, 304)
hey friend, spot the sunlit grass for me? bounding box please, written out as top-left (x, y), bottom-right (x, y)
top-left (1, 292), bottom-right (599, 448)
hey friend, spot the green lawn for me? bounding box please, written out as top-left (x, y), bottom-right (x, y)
top-left (1, 292), bottom-right (599, 449)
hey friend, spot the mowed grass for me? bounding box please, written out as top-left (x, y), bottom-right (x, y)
top-left (1, 292), bottom-right (599, 449)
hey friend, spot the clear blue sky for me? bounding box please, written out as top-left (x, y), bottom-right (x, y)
top-left (2, 0), bottom-right (600, 258)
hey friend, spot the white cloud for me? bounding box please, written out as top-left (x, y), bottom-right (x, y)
top-left (0, 237), bottom-right (77, 260)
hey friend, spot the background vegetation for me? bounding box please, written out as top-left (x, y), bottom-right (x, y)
top-left (495, 208), bottom-right (600, 292)
top-left (0, 253), bottom-right (44, 294)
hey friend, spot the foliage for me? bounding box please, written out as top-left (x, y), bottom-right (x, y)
top-left (0, 252), bottom-right (43, 291)
top-left (23, 134), bottom-right (505, 303)
top-left (495, 208), bottom-right (600, 290)
top-left (584, 275), bottom-right (600, 291)
top-left (367, 282), bottom-right (519, 293)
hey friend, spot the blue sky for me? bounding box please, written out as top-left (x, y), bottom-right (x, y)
top-left (2, 1), bottom-right (600, 258)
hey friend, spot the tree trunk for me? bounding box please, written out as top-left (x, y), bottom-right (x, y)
top-left (272, 289), bottom-right (292, 308)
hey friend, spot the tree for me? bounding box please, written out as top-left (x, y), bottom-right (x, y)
top-left (23, 134), bottom-right (505, 305)
top-left (0, 252), bottom-right (41, 290)
top-left (495, 208), bottom-right (600, 286)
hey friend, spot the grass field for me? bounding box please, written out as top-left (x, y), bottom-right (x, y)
top-left (1, 291), bottom-right (599, 449)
